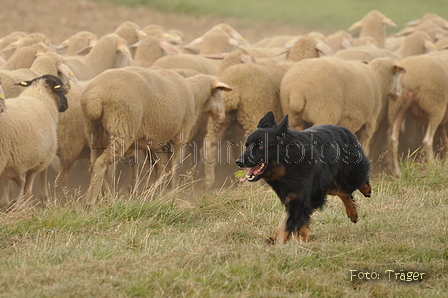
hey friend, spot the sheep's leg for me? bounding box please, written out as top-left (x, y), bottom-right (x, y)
top-left (422, 116), bottom-right (444, 161)
top-left (355, 122), bottom-right (376, 157)
top-left (22, 171), bottom-right (38, 206)
top-left (0, 180), bottom-right (11, 207)
top-left (203, 121), bottom-right (232, 191)
top-left (38, 168), bottom-right (49, 201)
top-left (439, 124), bottom-right (448, 157)
top-left (388, 99), bottom-right (413, 176)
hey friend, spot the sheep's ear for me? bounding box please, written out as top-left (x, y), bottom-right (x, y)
top-left (276, 115), bottom-right (289, 133)
top-left (257, 111), bottom-right (276, 128)
top-left (212, 81), bottom-right (233, 92)
top-left (393, 65), bottom-right (406, 73)
top-left (16, 81), bottom-right (31, 87)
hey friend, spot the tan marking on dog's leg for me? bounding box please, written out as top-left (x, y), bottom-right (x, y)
top-left (358, 180), bottom-right (372, 197)
top-left (267, 212), bottom-right (291, 245)
top-left (337, 193), bottom-right (358, 223)
top-left (297, 221), bottom-right (310, 243)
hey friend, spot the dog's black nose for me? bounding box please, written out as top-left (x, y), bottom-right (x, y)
top-left (236, 157), bottom-right (244, 167)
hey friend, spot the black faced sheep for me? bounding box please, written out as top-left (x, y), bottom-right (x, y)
top-left (0, 75), bottom-right (68, 208)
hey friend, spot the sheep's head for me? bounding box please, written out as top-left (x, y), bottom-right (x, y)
top-left (16, 74), bottom-right (69, 112)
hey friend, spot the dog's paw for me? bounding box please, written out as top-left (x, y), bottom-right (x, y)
top-left (349, 214), bottom-right (358, 223)
top-left (266, 237), bottom-right (277, 245)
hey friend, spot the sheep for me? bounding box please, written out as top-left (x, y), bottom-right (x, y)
top-left (184, 28), bottom-right (240, 55)
top-left (394, 20), bottom-right (447, 42)
top-left (280, 56), bottom-right (405, 157)
top-left (326, 30), bottom-right (354, 52)
top-left (151, 54), bottom-right (221, 75)
top-left (405, 13), bottom-right (448, 30)
top-left (1, 32), bottom-right (50, 59)
top-left (279, 34), bottom-right (333, 62)
top-left (56, 31), bottom-right (98, 56)
top-left (80, 66), bottom-right (232, 206)
top-left (0, 44), bottom-right (50, 70)
top-left (131, 36), bottom-right (184, 68)
top-left (0, 51), bottom-right (78, 98)
top-left (253, 35), bottom-right (299, 48)
top-left (435, 37), bottom-right (448, 50)
top-left (64, 33), bottom-right (132, 80)
top-left (0, 31), bottom-right (27, 51)
top-left (387, 51), bottom-right (448, 176)
top-left (348, 10), bottom-right (397, 48)
top-left (0, 75), bottom-right (68, 208)
top-left (114, 21), bottom-right (147, 48)
top-left (335, 45), bottom-right (400, 61)
top-left (54, 80), bottom-right (91, 191)
top-left (203, 62), bottom-right (292, 190)
top-left (394, 31), bottom-right (437, 58)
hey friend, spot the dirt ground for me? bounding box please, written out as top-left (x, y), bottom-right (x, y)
top-left (0, 0), bottom-right (304, 46)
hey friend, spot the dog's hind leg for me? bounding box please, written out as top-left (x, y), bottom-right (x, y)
top-left (358, 180), bottom-right (372, 197)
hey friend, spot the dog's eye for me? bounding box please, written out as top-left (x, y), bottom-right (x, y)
top-left (258, 145), bottom-right (263, 150)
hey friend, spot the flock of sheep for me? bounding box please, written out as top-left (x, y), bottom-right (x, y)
top-left (0, 10), bottom-right (447, 209)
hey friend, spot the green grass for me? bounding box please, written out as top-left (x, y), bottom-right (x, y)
top-left (95, 0), bottom-right (448, 32)
top-left (1, 159), bottom-right (447, 297)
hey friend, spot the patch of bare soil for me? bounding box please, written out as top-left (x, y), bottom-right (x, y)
top-left (0, 0), bottom-right (303, 45)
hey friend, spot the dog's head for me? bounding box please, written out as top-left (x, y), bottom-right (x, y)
top-left (236, 111), bottom-right (290, 182)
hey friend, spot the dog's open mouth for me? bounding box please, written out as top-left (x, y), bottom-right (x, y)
top-left (240, 163), bottom-right (266, 182)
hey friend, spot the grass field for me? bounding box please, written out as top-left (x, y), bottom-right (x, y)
top-left (1, 158), bottom-right (447, 297)
top-left (99, 0), bottom-right (448, 32)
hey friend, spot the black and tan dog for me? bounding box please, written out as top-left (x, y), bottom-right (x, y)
top-left (236, 111), bottom-right (371, 244)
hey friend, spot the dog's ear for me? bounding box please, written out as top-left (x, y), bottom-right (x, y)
top-left (257, 111), bottom-right (276, 128)
top-left (276, 114), bottom-right (289, 133)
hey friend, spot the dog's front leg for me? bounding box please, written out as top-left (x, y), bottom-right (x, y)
top-left (267, 212), bottom-right (292, 244)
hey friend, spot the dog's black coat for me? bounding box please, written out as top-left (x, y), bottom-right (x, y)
top-left (236, 111), bottom-right (370, 240)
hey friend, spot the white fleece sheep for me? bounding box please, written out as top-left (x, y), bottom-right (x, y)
top-left (335, 45), bottom-right (400, 61)
top-left (64, 33), bottom-right (132, 80)
top-left (405, 13), bottom-right (448, 30)
top-left (132, 36), bottom-right (183, 68)
top-left (184, 28), bottom-right (240, 55)
top-left (279, 34), bottom-right (333, 62)
top-left (280, 56), bottom-right (405, 156)
top-left (1, 32), bottom-right (50, 59)
top-left (0, 31), bottom-right (27, 51)
top-left (0, 51), bottom-right (78, 98)
top-left (56, 31), bottom-right (98, 56)
top-left (0, 75), bottom-right (68, 208)
top-left (0, 44), bottom-right (50, 70)
top-left (55, 80), bottom-right (90, 191)
top-left (394, 31), bottom-right (437, 58)
top-left (326, 30), bottom-right (354, 52)
top-left (348, 10), bottom-right (397, 48)
top-left (80, 66), bottom-right (231, 206)
top-left (114, 21), bottom-right (147, 48)
top-left (203, 62), bottom-right (291, 190)
top-left (387, 51), bottom-right (448, 176)
top-left (151, 53), bottom-right (221, 75)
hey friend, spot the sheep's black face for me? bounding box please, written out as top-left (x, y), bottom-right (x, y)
top-left (17, 74), bottom-right (69, 112)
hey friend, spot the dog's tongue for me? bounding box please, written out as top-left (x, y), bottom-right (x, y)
top-left (240, 164), bottom-right (262, 182)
